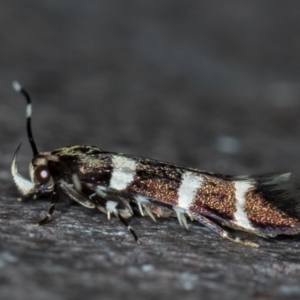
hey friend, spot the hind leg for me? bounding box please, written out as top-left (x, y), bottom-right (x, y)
top-left (189, 211), bottom-right (259, 248)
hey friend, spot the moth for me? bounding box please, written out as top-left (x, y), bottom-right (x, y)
top-left (11, 81), bottom-right (300, 247)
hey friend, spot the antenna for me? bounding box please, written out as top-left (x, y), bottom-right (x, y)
top-left (12, 81), bottom-right (39, 156)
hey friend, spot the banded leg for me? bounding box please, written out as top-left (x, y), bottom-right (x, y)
top-left (118, 214), bottom-right (141, 245)
top-left (104, 200), bottom-right (140, 244)
top-left (36, 183), bottom-right (59, 226)
top-left (189, 211), bottom-right (259, 248)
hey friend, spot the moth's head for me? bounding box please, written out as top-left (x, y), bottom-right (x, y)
top-left (11, 146), bottom-right (55, 196)
top-left (11, 81), bottom-right (55, 196)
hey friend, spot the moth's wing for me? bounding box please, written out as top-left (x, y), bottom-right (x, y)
top-left (230, 172), bottom-right (300, 219)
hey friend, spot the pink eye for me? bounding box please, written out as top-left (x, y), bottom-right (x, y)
top-left (34, 165), bottom-right (51, 184)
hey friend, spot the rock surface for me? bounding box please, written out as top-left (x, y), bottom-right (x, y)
top-left (1, 1), bottom-right (300, 299)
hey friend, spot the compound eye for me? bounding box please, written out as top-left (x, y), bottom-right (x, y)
top-left (34, 165), bottom-right (51, 184)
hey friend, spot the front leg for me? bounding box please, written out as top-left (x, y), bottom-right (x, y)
top-left (36, 183), bottom-right (60, 226)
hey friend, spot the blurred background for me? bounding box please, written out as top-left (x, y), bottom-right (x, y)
top-left (1, 1), bottom-right (300, 176)
top-left (1, 2), bottom-right (300, 299)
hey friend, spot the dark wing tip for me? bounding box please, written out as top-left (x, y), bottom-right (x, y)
top-left (250, 172), bottom-right (300, 218)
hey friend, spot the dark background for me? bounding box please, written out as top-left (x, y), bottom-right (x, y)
top-left (1, 1), bottom-right (300, 299)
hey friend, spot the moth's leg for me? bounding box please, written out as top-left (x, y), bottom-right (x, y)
top-left (77, 185), bottom-right (140, 244)
top-left (104, 200), bottom-right (140, 244)
top-left (60, 179), bottom-right (95, 209)
top-left (189, 211), bottom-right (259, 248)
top-left (48, 159), bottom-right (94, 208)
top-left (118, 214), bottom-right (141, 245)
top-left (173, 207), bottom-right (189, 229)
top-left (134, 195), bottom-right (157, 222)
top-left (36, 183), bottom-right (59, 226)
top-left (94, 185), bottom-right (133, 219)
top-left (71, 173), bottom-right (82, 193)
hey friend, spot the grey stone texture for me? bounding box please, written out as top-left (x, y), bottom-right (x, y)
top-left (1, 1), bottom-right (300, 299)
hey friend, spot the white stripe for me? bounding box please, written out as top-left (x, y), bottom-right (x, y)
top-left (233, 181), bottom-right (255, 230)
top-left (110, 156), bottom-right (137, 190)
top-left (177, 171), bottom-right (204, 209)
top-left (26, 103), bottom-right (32, 118)
top-left (12, 80), bottom-right (22, 92)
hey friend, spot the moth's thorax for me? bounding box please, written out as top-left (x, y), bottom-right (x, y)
top-left (51, 145), bottom-right (103, 157)
top-left (47, 145), bottom-right (112, 185)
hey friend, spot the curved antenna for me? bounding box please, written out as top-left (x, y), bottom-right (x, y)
top-left (12, 81), bottom-right (39, 156)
